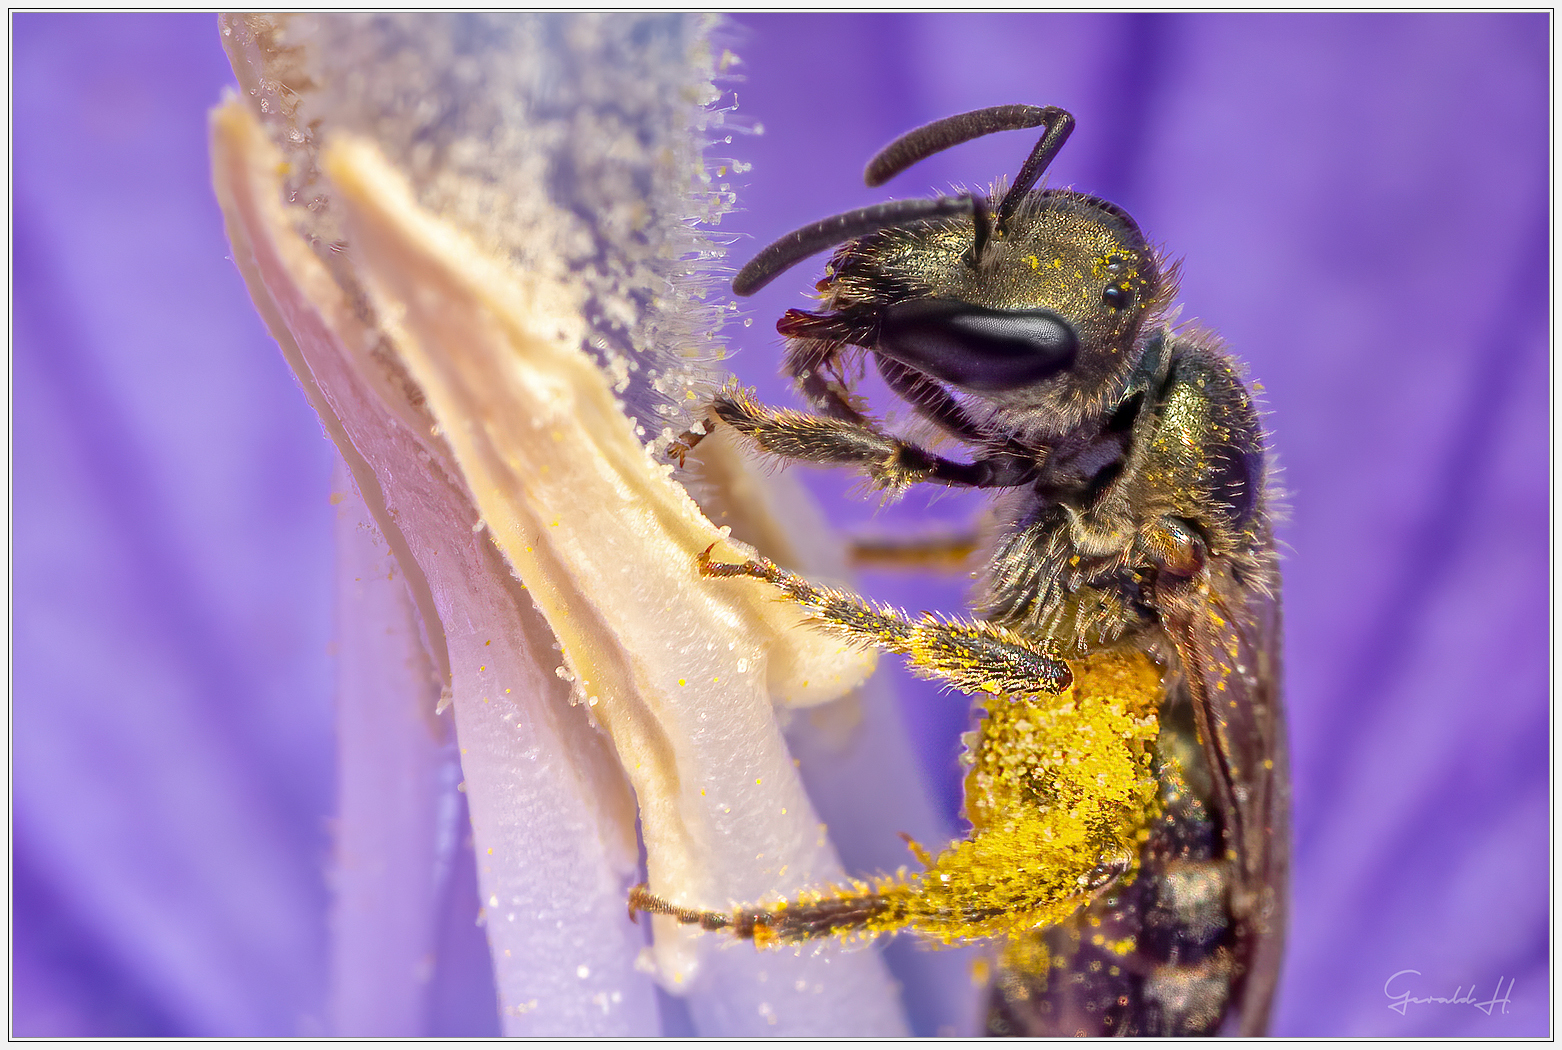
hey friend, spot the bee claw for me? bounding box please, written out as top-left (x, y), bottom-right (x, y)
top-left (627, 883), bottom-right (647, 922)
top-left (898, 831), bottom-right (935, 868)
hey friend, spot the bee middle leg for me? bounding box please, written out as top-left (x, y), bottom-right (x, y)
top-left (698, 546), bottom-right (1071, 696)
top-left (848, 527), bottom-right (981, 572)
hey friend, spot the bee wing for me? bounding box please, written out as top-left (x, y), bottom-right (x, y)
top-left (1159, 561), bottom-right (1289, 1036)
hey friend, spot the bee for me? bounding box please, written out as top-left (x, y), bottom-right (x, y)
top-left (631, 105), bottom-right (1288, 1037)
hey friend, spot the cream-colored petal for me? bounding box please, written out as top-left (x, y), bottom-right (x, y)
top-left (214, 100), bottom-right (659, 1035)
top-left (319, 132), bottom-right (902, 1031)
top-left (214, 84), bottom-right (904, 1033)
top-left (212, 12), bottom-right (919, 1034)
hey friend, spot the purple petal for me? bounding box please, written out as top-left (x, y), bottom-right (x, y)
top-left (13, 11), bottom-right (1547, 1037)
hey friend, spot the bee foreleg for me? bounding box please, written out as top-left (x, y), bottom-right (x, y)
top-left (698, 546), bottom-right (1071, 695)
top-left (712, 387), bottom-right (1037, 491)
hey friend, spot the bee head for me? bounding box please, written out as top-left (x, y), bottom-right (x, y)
top-left (734, 107), bottom-right (1174, 436)
top-left (830, 190), bottom-right (1165, 399)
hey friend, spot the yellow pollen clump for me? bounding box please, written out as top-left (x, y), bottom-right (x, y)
top-left (687, 652), bottom-right (1163, 956)
top-left (855, 649), bottom-right (1162, 944)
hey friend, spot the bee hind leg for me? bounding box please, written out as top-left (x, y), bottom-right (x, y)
top-left (628, 881), bottom-right (911, 945)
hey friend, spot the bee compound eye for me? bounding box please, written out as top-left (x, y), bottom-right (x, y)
top-left (875, 299), bottom-right (1079, 393)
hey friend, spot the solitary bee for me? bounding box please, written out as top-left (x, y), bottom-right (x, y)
top-left (632, 105), bottom-right (1287, 1037)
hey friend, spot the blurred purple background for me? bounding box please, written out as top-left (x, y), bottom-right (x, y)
top-left (12, 12), bottom-right (1548, 1037)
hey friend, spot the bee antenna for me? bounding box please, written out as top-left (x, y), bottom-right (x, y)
top-left (969, 191), bottom-right (991, 266)
top-left (995, 108), bottom-right (1074, 233)
top-left (862, 105), bottom-right (1076, 237)
top-left (732, 196), bottom-right (976, 297)
top-left (864, 105), bottom-right (1056, 187)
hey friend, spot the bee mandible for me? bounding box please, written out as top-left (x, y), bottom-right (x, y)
top-left (632, 105), bottom-right (1288, 1037)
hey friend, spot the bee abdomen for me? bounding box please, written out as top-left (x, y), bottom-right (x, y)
top-left (983, 862), bottom-right (1238, 1037)
top-left (1137, 950), bottom-right (1237, 1035)
top-left (985, 707), bottom-right (1240, 1037)
top-left (1139, 859), bottom-right (1231, 960)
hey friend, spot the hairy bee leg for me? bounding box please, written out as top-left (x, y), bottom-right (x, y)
top-left (631, 813), bottom-right (1136, 949)
top-left (899, 831), bottom-right (935, 867)
top-left (629, 881), bottom-right (913, 945)
top-left (711, 387), bottom-right (938, 490)
top-left (699, 546), bottom-right (1071, 695)
top-left (713, 388), bottom-right (1037, 491)
top-left (848, 527), bottom-right (980, 572)
top-left (663, 423), bottom-right (709, 467)
top-left (628, 885), bottom-right (734, 932)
